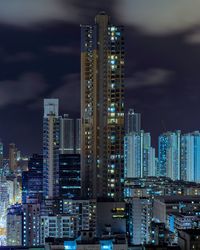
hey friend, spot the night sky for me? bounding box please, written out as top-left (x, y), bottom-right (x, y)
top-left (1, 0), bottom-right (200, 155)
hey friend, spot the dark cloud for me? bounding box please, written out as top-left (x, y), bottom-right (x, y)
top-left (116, 0), bottom-right (200, 34)
top-left (46, 45), bottom-right (79, 55)
top-left (4, 52), bottom-right (36, 63)
top-left (126, 68), bottom-right (174, 89)
top-left (0, 0), bottom-right (78, 27)
top-left (0, 73), bottom-right (47, 107)
top-left (185, 29), bottom-right (200, 44)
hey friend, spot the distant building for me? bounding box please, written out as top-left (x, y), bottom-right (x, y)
top-left (0, 141), bottom-right (3, 170)
top-left (7, 204), bottom-right (23, 246)
top-left (59, 154), bottom-right (81, 199)
top-left (127, 197), bottom-right (152, 245)
top-left (168, 212), bottom-right (200, 244)
top-left (22, 154), bottom-right (43, 204)
top-left (22, 203), bottom-right (41, 247)
top-left (127, 109), bottom-right (141, 133)
top-left (40, 215), bottom-right (78, 245)
top-left (181, 131), bottom-right (200, 183)
top-left (43, 99), bottom-right (60, 199)
top-left (153, 196), bottom-right (200, 225)
top-left (60, 115), bottom-right (81, 154)
top-left (60, 114), bottom-right (74, 154)
top-left (150, 221), bottom-right (166, 246)
top-left (124, 176), bottom-right (200, 198)
top-left (75, 118), bottom-right (81, 154)
top-left (158, 131), bottom-right (181, 180)
top-left (96, 201), bottom-right (126, 237)
top-left (124, 131), bottom-right (155, 178)
top-left (62, 199), bottom-right (96, 234)
top-left (178, 229), bottom-right (200, 250)
top-left (9, 143), bottom-right (17, 171)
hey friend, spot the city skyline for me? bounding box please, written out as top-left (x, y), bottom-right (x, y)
top-left (2, 5), bottom-right (200, 249)
top-left (0, 1), bottom-right (200, 154)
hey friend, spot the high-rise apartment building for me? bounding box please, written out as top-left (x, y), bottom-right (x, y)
top-left (60, 115), bottom-right (81, 154)
top-left (40, 214), bottom-right (77, 245)
top-left (59, 154), bottom-right (81, 199)
top-left (7, 204), bottom-right (23, 246)
top-left (158, 130), bottom-right (181, 180)
top-left (22, 203), bottom-right (41, 246)
top-left (127, 198), bottom-right (152, 245)
top-left (0, 141), bottom-right (3, 170)
top-left (81, 12), bottom-right (125, 200)
top-left (43, 99), bottom-right (60, 199)
top-left (124, 131), bottom-right (155, 178)
top-left (127, 109), bottom-right (141, 133)
top-left (22, 154), bottom-right (43, 204)
top-left (60, 114), bottom-right (74, 154)
top-left (9, 143), bottom-right (17, 171)
top-left (181, 131), bottom-right (200, 183)
top-left (75, 118), bottom-right (81, 154)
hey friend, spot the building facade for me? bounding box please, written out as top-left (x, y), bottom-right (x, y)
top-left (43, 99), bottom-right (60, 199)
top-left (22, 154), bottom-right (43, 204)
top-left (158, 131), bottom-right (181, 180)
top-left (124, 131), bottom-right (155, 178)
top-left (60, 115), bottom-right (81, 155)
top-left (181, 131), bottom-right (200, 183)
top-left (127, 109), bottom-right (141, 133)
top-left (81, 12), bottom-right (125, 200)
top-left (7, 204), bottom-right (22, 246)
top-left (59, 154), bottom-right (81, 199)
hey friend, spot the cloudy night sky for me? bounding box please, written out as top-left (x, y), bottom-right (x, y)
top-left (0, 0), bottom-right (200, 155)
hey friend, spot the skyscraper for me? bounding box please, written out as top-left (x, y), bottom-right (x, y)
top-left (81, 12), bottom-right (125, 200)
top-left (127, 109), bottom-right (141, 133)
top-left (60, 115), bottom-right (81, 154)
top-left (158, 131), bottom-right (181, 180)
top-left (22, 154), bottom-right (43, 204)
top-left (9, 143), bottom-right (17, 171)
top-left (60, 114), bottom-right (74, 154)
top-left (181, 131), bottom-right (200, 182)
top-left (124, 131), bottom-right (155, 178)
top-left (59, 154), bottom-right (81, 199)
top-left (7, 204), bottom-right (22, 246)
top-left (43, 99), bottom-right (60, 199)
top-left (75, 118), bottom-right (81, 154)
top-left (0, 141), bottom-right (3, 170)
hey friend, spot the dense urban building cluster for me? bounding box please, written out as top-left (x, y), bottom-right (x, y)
top-left (1, 12), bottom-right (200, 250)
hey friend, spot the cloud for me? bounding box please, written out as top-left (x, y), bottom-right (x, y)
top-left (4, 52), bottom-right (36, 63)
top-left (0, 0), bottom-right (78, 27)
top-left (185, 30), bottom-right (200, 44)
top-left (0, 73), bottom-right (47, 107)
top-left (46, 46), bottom-right (79, 55)
top-left (126, 68), bottom-right (173, 89)
top-left (115, 0), bottom-right (200, 34)
top-left (50, 73), bottom-right (80, 113)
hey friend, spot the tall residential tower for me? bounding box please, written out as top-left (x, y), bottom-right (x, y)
top-left (60, 115), bottom-right (81, 154)
top-left (127, 109), bottom-right (141, 133)
top-left (43, 99), bottom-right (60, 199)
top-left (158, 130), bottom-right (181, 180)
top-left (81, 12), bottom-right (125, 200)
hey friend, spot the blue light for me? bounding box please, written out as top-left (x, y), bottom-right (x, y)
top-left (110, 107), bottom-right (115, 112)
top-left (100, 239), bottom-right (113, 250)
top-left (64, 241), bottom-right (76, 250)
